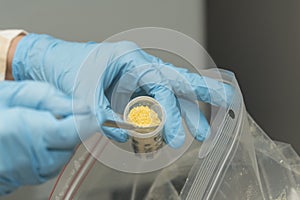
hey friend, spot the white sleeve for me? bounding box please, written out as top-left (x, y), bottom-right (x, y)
top-left (0, 29), bottom-right (27, 81)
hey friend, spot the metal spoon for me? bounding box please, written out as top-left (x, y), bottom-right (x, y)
top-left (102, 120), bottom-right (159, 133)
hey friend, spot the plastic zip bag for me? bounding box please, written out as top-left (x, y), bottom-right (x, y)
top-left (49, 69), bottom-right (300, 200)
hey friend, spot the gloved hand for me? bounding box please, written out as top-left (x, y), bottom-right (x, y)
top-left (0, 81), bottom-right (100, 195)
top-left (12, 34), bottom-right (233, 148)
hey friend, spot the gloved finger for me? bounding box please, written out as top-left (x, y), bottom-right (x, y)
top-left (163, 65), bottom-right (234, 107)
top-left (92, 91), bottom-right (129, 143)
top-left (187, 73), bottom-right (234, 106)
top-left (149, 85), bottom-right (185, 149)
top-left (0, 81), bottom-right (90, 116)
top-left (0, 108), bottom-right (78, 186)
top-left (30, 111), bottom-right (92, 179)
top-left (97, 108), bottom-right (129, 143)
top-left (179, 98), bottom-right (210, 141)
top-left (39, 151), bottom-right (73, 180)
top-left (123, 48), bottom-right (233, 107)
top-left (130, 65), bottom-right (185, 148)
top-left (46, 110), bottom-right (106, 150)
top-left (44, 116), bottom-right (80, 150)
top-left (39, 111), bottom-right (104, 180)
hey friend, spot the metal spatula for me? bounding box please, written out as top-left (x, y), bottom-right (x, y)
top-left (102, 120), bottom-right (159, 133)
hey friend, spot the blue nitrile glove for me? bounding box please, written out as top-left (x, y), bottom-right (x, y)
top-left (0, 81), bottom-right (101, 195)
top-left (12, 34), bottom-right (233, 148)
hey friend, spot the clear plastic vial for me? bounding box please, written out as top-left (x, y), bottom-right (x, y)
top-left (124, 96), bottom-right (165, 158)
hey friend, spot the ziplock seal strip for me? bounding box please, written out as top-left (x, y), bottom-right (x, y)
top-left (180, 89), bottom-right (244, 200)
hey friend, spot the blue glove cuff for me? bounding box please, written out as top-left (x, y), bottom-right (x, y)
top-left (12, 33), bottom-right (52, 81)
top-left (12, 33), bottom-right (98, 85)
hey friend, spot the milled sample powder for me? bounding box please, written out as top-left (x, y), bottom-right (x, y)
top-left (127, 105), bottom-right (161, 127)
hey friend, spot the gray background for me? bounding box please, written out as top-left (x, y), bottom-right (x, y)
top-left (207, 0), bottom-right (300, 153)
top-left (1, 0), bottom-right (205, 43)
top-left (0, 0), bottom-right (205, 199)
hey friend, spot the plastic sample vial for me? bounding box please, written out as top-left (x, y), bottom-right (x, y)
top-left (124, 96), bottom-right (165, 157)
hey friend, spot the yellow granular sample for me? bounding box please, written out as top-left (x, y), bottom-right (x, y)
top-left (128, 105), bottom-right (161, 127)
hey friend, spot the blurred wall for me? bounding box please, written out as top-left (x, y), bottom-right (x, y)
top-left (1, 0), bottom-right (205, 43)
top-left (207, 1), bottom-right (300, 153)
top-left (0, 0), bottom-right (205, 199)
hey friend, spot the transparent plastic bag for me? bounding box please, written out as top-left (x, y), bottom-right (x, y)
top-left (49, 69), bottom-right (300, 200)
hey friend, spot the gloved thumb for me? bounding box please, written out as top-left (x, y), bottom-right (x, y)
top-left (95, 107), bottom-right (129, 143)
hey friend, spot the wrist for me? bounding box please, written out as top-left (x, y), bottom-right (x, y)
top-left (6, 35), bottom-right (25, 80)
top-left (0, 30), bottom-right (27, 81)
